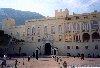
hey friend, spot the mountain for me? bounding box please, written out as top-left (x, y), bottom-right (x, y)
top-left (0, 8), bottom-right (45, 25)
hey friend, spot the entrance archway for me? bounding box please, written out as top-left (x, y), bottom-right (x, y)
top-left (45, 43), bottom-right (51, 55)
top-left (82, 33), bottom-right (90, 42)
top-left (92, 32), bottom-right (100, 39)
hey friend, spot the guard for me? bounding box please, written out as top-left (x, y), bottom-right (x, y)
top-left (36, 49), bottom-right (38, 60)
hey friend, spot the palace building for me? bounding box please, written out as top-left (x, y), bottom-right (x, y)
top-left (2, 9), bottom-right (100, 57)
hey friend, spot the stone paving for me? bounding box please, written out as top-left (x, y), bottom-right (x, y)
top-left (0, 56), bottom-right (100, 68)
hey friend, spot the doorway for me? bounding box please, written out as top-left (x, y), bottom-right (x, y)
top-left (45, 43), bottom-right (51, 55)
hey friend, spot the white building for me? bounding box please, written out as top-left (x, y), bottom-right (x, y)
top-left (2, 9), bottom-right (100, 57)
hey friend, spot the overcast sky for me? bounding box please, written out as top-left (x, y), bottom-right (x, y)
top-left (0, 0), bottom-right (100, 16)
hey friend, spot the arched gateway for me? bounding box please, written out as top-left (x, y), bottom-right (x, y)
top-left (45, 43), bottom-right (51, 55)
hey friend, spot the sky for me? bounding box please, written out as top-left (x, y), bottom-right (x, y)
top-left (0, 0), bottom-right (100, 17)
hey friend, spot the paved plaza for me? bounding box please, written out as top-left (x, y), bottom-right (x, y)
top-left (0, 56), bottom-right (100, 68)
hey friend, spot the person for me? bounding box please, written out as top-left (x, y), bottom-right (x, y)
top-left (23, 57), bottom-right (24, 65)
top-left (36, 50), bottom-right (38, 60)
top-left (28, 56), bottom-right (30, 61)
top-left (81, 53), bottom-right (84, 60)
top-left (32, 52), bottom-right (35, 57)
top-left (15, 59), bottom-right (18, 68)
top-left (54, 56), bottom-right (56, 61)
top-left (57, 57), bottom-right (59, 62)
top-left (1, 61), bottom-right (5, 68)
top-left (63, 61), bottom-right (67, 68)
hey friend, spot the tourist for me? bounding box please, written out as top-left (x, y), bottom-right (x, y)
top-left (1, 59), bottom-right (6, 68)
top-left (23, 57), bottom-right (24, 65)
top-left (15, 59), bottom-right (18, 68)
top-left (81, 53), bottom-right (84, 60)
top-left (72, 65), bottom-right (75, 68)
top-left (1, 61), bottom-right (3, 68)
top-left (60, 57), bottom-right (62, 62)
top-left (36, 50), bottom-right (38, 60)
top-left (28, 56), bottom-right (30, 61)
top-left (54, 56), bottom-right (56, 61)
top-left (63, 61), bottom-right (67, 68)
top-left (32, 52), bottom-right (35, 57)
top-left (1, 61), bottom-right (5, 68)
top-left (57, 57), bottom-right (59, 62)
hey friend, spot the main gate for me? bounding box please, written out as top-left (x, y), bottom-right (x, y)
top-left (44, 43), bottom-right (51, 55)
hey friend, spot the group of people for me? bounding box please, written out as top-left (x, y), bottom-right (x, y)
top-left (52, 54), bottom-right (85, 68)
top-left (0, 53), bottom-right (84, 68)
top-left (52, 55), bottom-right (67, 68)
top-left (14, 55), bottom-right (39, 68)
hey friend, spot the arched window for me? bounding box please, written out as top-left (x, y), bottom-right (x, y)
top-left (51, 26), bottom-right (55, 34)
top-left (91, 20), bottom-right (99, 30)
top-left (32, 27), bottom-right (35, 35)
top-left (92, 32), bottom-right (100, 39)
top-left (77, 23), bottom-right (80, 30)
top-left (59, 35), bottom-right (62, 41)
top-left (44, 26), bottom-right (47, 34)
top-left (74, 34), bottom-right (80, 42)
top-left (58, 25), bottom-right (62, 33)
top-left (95, 45), bottom-right (98, 50)
top-left (82, 33), bottom-right (90, 42)
top-left (65, 34), bottom-right (68, 42)
top-left (69, 35), bottom-right (72, 41)
top-left (73, 23), bottom-right (76, 31)
top-left (76, 35), bottom-right (78, 42)
top-left (27, 28), bottom-right (30, 36)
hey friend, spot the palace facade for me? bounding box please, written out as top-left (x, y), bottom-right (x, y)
top-left (2, 9), bottom-right (100, 57)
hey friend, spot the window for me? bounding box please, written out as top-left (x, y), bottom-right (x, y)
top-left (69, 35), bottom-right (72, 41)
top-left (37, 27), bottom-right (40, 35)
top-left (44, 26), bottom-right (47, 34)
top-left (85, 46), bottom-right (88, 49)
top-left (11, 33), bottom-right (12, 35)
top-left (76, 46), bottom-right (79, 49)
top-left (92, 32), bottom-right (100, 39)
top-left (82, 33), bottom-right (90, 42)
top-left (16, 32), bottom-right (19, 36)
top-left (51, 26), bottom-right (55, 34)
top-left (76, 16), bottom-right (79, 19)
top-left (93, 15), bottom-right (96, 18)
top-left (64, 23), bottom-right (69, 33)
top-left (65, 17), bottom-right (71, 20)
top-left (38, 36), bottom-right (41, 42)
top-left (95, 45), bottom-right (98, 50)
top-left (83, 16), bottom-right (88, 19)
top-left (59, 35), bottom-right (62, 41)
top-left (38, 39), bottom-right (40, 42)
top-left (27, 28), bottom-right (30, 36)
top-left (65, 34), bottom-right (68, 42)
top-left (74, 34), bottom-right (80, 42)
top-left (32, 27), bottom-right (36, 35)
top-left (73, 23), bottom-right (76, 31)
top-left (32, 37), bottom-right (34, 41)
top-left (92, 14), bottom-right (96, 18)
top-left (67, 46), bottom-right (70, 49)
top-left (69, 23), bottom-right (72, 31)
top-left (68, 18), bottom-right (71, 20)
top-left (58, 25), bottom-right (62, 33)
top-left (77, 23), bottom-right (80, 30)
top-left (91, 20), bottom-right (99, 30)
top-left (87, 23), bottom-right (90, 30)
